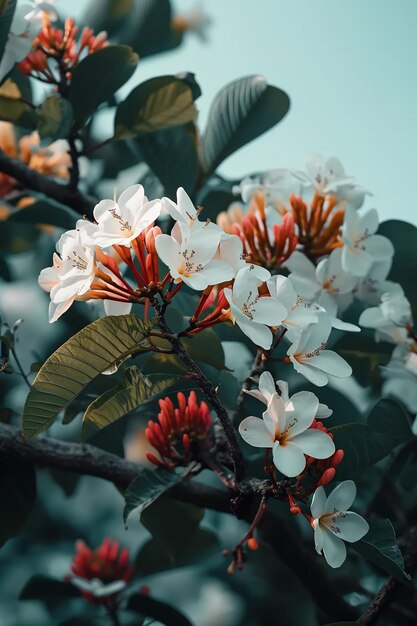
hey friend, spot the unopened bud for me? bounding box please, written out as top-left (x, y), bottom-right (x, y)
top-left (331, 449), bottom-right (344, 467)
top-left (247, 537), bottom-right (258, 551)
top-left (317, 468), bottom-right (336, 487)
top-left (290, 506), bottom-right (301, 515)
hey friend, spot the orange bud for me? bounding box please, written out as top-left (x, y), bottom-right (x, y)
top-left (247, 537), bottom-right (258, 551)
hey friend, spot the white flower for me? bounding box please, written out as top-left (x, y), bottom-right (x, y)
top-left (355, 260), bottom-right (399, 306)
top-left (92, 185), bottom-right (161, 248)
top-left (311, 480), bottom-right (369, 568)
top-left (291, 154), bottom-right (355, 196)
top-left (239, 391), bottom-right (335, 477)
top-left (216, 232), bottom-right (247, 273)
top-left (244, 371), bottom-right (333, 419)
top-left (70, 576), bottom-right (127, 598)
top-left (381, 345), bottom-right (417, 412)
top-left (266, 274), bottom-right (319, 342)
top-left (359, 288), bottom-right (412, 344)
top-left (287, 316), bottom-right (352, 386)
top-left (223, 265), bottom-right (287, 350)
top-left (155, 221), bottom-right (234, 291)
top-left (162, 187), bottom-right (215, 239)
top-left (233, 168), bottom-right (295, 204)
top-left (341, 207), bottom-right (394, 277)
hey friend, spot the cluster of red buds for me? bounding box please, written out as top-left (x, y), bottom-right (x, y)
top-left (288, 191), bottom-right (344, 259)
top-left (68, 538), bottom-right (133, 606)
top-left (18, 16), bottom-right (107, 80)
top-left (146, 391), bottom-right (212, 469)
top-left (231, 190), bottom-right (298, 271)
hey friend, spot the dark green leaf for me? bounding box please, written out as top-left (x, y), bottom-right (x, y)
top-left (127, 593), bottom-right (193, 626)
top-left (334, 331), bottom-right (392, 387)
top-left (123, 468), bottom-right (182, 525)
top-left (37, 95), bottom-right (73, 142)
top-left (22, 315), bottom-right (155, 439)
top-left (19, 575), bottom-right (79, 607)
top-left (69, 45), bottom-right (138, 127)
top-left (202, 75), bottom-right (290, 174)
top-left (0, 94), bottom-right (37, 129)
top-left (378, 220), bottom-right (417, 314)
top-left (0, 459), bottom-right (36, 547)
top-left (330, 398), bottom-right (413, 479)
top-left (352, 519), bottom-right (411, 584)
top-left (182, 327), bottom-right (226, 370)
top-left (82, 370), bottom-right (177, 434)
top-left (123, 0), bottom-right (173, 59)
top-left (0, 0), bottom-right (16, 69)
top-left (135, 121), bottom-right (200, 197)
top-left (115, 75), bottom-right (198, 139)
top-left (7, 198), bottom-right (79, 229)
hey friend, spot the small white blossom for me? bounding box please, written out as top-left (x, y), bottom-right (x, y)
top-left (359, 288), bottom-right (412, 344)
top-left (223, 265), bottom-right (287, 350)
top-left (311, 480), bottom-right (369, 568)
top-left (239, 390), bottom-right (335, 477)
top-left (70, 576), bottom-right (127, 598)
top-left (341, 207), bottom-right (394, 277)
top-left (92, 185), bottom-right (161, 248)
top-left (291, 154), bottom-right (355, 196)
top-left (381, 345), bottom-right (417, 412)
top-left (266, 274), bottom-right (319, 342)
top-left (287, 316), bottom-right (352, 387)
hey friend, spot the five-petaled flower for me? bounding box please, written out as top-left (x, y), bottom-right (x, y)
top-left (310, 480), bottom-right (369, 568)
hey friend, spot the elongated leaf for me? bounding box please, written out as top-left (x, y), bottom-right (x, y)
top-left (69, 45), bottom-right (138, 127)
top-left (0, 0), bottom-right (16, 69)
top-left (19, 575), bottom-right (79, 607)
top-left (352, 519), bottom-right (411, 584)
top-left (330, 398), bottom-right (413, 479)
top-left (115, 75), bottom-right (198, 139)
top-left (182, 327), bottom-right (226, 370)
top-left (37, 95), bottom-right (73, 142)
top-left (22, 315), bottom-right (155, 439)
top-left (127, 593), bottom-right (193, 626)
top-left (0, 94), bottom-right (37, 128)
top-left (0, 459), bottom-right (36, 547)
top-left (7, 199), bottom-right (79, 229)
top-left (202, 75), bottom-right (290, 174)
top-left (123, 468), bottom-right (182, 524)
top-left (82, 371), bottom-right (177, 433)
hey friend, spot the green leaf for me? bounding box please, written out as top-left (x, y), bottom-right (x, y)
top-left (115, 75), bottom-right (198, 140)
top-left (7, 198), bottom-right (79, 229)
top-left (123, 468), bottom-right (182, 525)
top-left (135, 498), bottom-right (218, 576)
top-left (37, 95), bottom-right (73, 142)
top-left (334, 331), bottom-right (392, 387)
top-left (202, 75), bottom-right (290, 174)
top-left (82, 370), bottom-right (177, 434)
top-left (0, 0), bottom-right (16, 70)
top-left (135, 121), bottom-right (200, 197)
top-left (182, 327), bottom-right (226, 370)
top-left (0, 94), bottom-right (37, 129)
top-left (69, 45), bottom-right (138, 128)
top-left (352, 519), bottom-right (411, 584)
top-left (0, 459), bottom-right (36, 547)
top-left (19, 575), bottom-right (79, 607)
top-left (330, 398), bottom-right (413, 479)
top-left (22, 315), bottom-right (155, 439)
top-left (378, 220), bottom-right (417, 314)
top-left (125, 0), bottom-right (173, 59)
top-left (127, 593), bottom-right (193, 626)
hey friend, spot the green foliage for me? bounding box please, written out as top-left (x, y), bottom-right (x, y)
top-left (37, 96), bottom-right (73, 143)
top-left (82, 368), bottom-right (177, 434)
top-left (135, 498), bottom-right (218, 576)
top-left (127, 592), bottom-right (193, 626)
top-left (7, 198), bottom-right (80, 229)
top-left (0, 459), bottom-right (36, 547)
top-left (334, 331), bottom-right (392, 388)
top-left (352, 519), bottom-right (411, 584)
top-left (0, 0), bottom-right (16, 70)
top-left (182, 327), bottom-right (226, 370)
top-left (123, 468), bottom-right (183, 524)
top-left (114, 75), bottom-right (198, 139)
top-left (22, 315), bottom-right (155, 439)
top-left (19, 575), bottom-right (79, 607)
top-left (330, 398), bottom-right (413, 479)
top-left (69, 45), bottom-right (138, 128)
top-left (0, 94), bottom-right (37, 129)
top-left (379, 220), bottom-right (417, 314)
top-left (202, 75), bottom-right (290, 174)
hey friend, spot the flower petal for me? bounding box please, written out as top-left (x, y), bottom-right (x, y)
top-left (311, 486), bottom-right (326, 519)
top-left (238, 416), bottom-right (274, 448)
top-left (326, 480), bottom-right (356, 513)
top-left (285, 391), bottom-right (319, 434)
top-left (331, 511), bottom-right (369, 543)
top-left (322, 526), bottom-right (347, 568)
top-left (290, 429), bottom-right (335, 459)
top-left (272, 441), bottom-right (306, 477)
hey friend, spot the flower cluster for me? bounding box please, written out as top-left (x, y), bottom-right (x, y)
top-left (146, 391), bottom-right (212, 468)
top-left (67, 538), bottom-right (133, 605)
top-left (17, 14), bottom-right (107, 80)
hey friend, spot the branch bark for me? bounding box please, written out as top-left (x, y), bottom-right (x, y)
top-left (0, 149), bottom-right (95, 218)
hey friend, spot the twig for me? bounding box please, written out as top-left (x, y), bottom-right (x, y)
top-left (10, 348), bottom-right (31, 389)
top-left (236, 348), bottom-right (267, 411)
top-left (68, 135), bottom-right (80, 191)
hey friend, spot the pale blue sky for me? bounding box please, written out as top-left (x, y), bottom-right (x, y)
top-left (69, 0), bottom-right (417, 223)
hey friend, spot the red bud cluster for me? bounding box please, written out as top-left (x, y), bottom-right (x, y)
top-left (146, 391), bottom-right (212, 468)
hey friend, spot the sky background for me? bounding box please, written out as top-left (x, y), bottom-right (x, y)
top-left (68, 0), bottom-right (417, 223)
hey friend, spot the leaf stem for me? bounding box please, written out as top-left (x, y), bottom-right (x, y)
top-left (10, 348), bottom-right (31, 389)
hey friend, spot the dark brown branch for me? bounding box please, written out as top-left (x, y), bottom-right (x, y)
top-left (0, 149), bottom-right (95, 218)
top-left (237, 348), bottom-right (267, 411)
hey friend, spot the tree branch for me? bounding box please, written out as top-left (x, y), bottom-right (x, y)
top-left (0, 149), bottom-right (95, 218)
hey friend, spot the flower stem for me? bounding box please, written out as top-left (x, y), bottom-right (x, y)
top-left (11, 348), bottom-right (31, 389)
